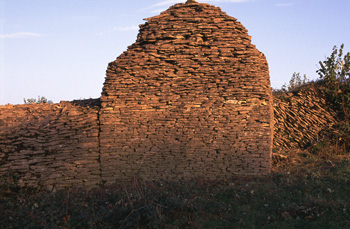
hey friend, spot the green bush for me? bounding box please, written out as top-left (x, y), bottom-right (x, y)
top-left (317, 44), bottom-right (350, 149)
top-left (317, 44), bottom-right (350, 119)
top-left (23, 96), bottom-right (53, 104)
top-left (282, 72), bottom-right (309, 92)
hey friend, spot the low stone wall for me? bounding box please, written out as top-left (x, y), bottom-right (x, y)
top-left (0, 86), bottom-right (338, 189)
top-left (1, 97), bottom-right (272, 189)
top-left (273, 85), bottom-right (338, 149)
top-left (0, 102), bottom-right (100, 189)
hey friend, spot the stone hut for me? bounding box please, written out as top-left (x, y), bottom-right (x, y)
top-left (99, 0), bottom-right (273, 182)
top-left (0, 0), bottom-right (273, 188)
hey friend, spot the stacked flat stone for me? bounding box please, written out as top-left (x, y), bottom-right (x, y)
top-left (0, 102), bottom-right (100, 189)
top-left (273, 86), bottom-right (337, 149)
top-left (0, 1), bottom-right (274, 188)
top-left (100, 1), bottom-right (274, 183)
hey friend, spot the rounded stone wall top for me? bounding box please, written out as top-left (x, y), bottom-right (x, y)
top-left (102, 1), bottom-right (271, 103)
top-left (99, 0), bottom-right (274, 179)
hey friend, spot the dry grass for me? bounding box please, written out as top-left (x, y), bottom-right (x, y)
top-left (1, 144), bottom-right (349, 228)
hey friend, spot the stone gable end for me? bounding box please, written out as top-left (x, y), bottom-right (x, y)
top-left (99, 1), bottom-right (273, 182)
top-left (0, 1), bottom-right (273, 188)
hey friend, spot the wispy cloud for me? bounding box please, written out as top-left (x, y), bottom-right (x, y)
top-left (68, 15), bottom-right (99, 21)
top-left (150, 8), bottom-right (168, 14)
top-left (151, 0), bottom-right (184, 8)
top-left (0, 32), bottom-right (42, 39)
top-left (148, 0), bottom-right (251, 14)
top-left (206, 0), bottom-right (252, 2)
top-left (97, 25), bottom-right (139, 35)
top-left (276, 3), bottom-right (293, 7)
top-left (151, 0), bottom-right (250, 8)
top-left (114, 26), bottom-right (139, 31)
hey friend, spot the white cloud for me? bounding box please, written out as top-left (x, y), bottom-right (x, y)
top-left (206, 0), bottom-right (251, 2)
top-left (114, 26), bottom-right (139, 31)
top-left (150, 0), bottom-right (251, 9)
top-left (152, 0), bottom-right (184, 8)
top-left (0, 32), bottom-right (42, 39)
top-left (150, 8), bottom-right (168, 14)
top-left (96, 25), bottom-right (139, 35)
top-left (148, 0), bottom-right (251, 14)
top-left (276, 3), bottom-right (293, 7)
top-left (68, 16), bottom-right (99, 21)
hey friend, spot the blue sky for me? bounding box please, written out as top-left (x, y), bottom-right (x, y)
top-left (0, 0), bottom-right (349, 105)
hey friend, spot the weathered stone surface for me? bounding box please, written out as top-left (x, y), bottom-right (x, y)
top-left (100, 1), bottom-right (273, 183)
top-left (0, 102), bottom-right (100, 188)
top-left (273, 85), bottom-right (337, 149)
top-left (0, 1), bottom-right (274, 188)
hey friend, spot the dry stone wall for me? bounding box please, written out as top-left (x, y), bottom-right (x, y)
top-left (273, 85), bottom-right (338, 149)
top-left (100, 1), bottom-right (273, 183)
top-left (0, 0), bottom-right (274, 188)
top-left (0, 102), bottom-right (100, 188)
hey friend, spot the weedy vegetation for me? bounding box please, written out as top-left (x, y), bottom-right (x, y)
top-left (1, 150), bottom-right (349, 228)
top-left (23, 96), bottom-right (53, 104)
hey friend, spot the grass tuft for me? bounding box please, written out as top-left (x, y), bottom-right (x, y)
top-left (1, 147), bottom-right (349, 228)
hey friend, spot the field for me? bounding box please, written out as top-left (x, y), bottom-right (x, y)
top-left (1, 146), bottom-right (349, 228)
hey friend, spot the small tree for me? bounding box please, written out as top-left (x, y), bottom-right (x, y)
top-left (317, 44), bottom-right (350, 148)
top-left (24, 96), bottom-right (53, 104)
top-left (281, 72), bottom-right (309, 92)
top-left (317, 44), bottom-right (350, 119)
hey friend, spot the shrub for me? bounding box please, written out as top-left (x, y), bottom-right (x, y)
top-left (317, 44), bottom-right (350, 150)
top-left (23, 96), bottom-right (53, 104)
top-left (281, 72), bottom-right (309, 92)
top-left (317, 44), bottom-right (350, 119)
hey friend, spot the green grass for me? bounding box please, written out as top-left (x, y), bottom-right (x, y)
top-left (1, 150), bottom-right (350, 228)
